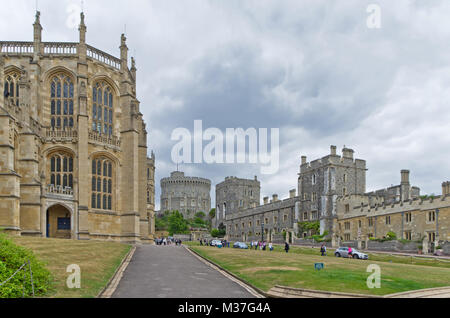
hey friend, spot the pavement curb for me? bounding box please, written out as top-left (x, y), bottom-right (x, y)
top-left (185, 246), bottom-right (267, 299)
top-left (97, 245), bottom-right (137, 298)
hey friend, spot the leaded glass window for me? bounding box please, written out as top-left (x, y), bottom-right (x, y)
top-left (91, 158), bottom-right (113, 210)
top-left (4, 72), bottom-right (21, 106)
top-left (92, 82), bottom-right (113, 136)
top-left (51, 74), bottom-right (74, 130)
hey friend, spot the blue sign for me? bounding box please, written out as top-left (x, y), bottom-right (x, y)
top-left (314, 263), bottom-right (324, 271)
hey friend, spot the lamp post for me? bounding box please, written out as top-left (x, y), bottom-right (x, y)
top-left (261, 222), bottom-right (265, 242)
top-left (435, 208), bottom-right (440, 243)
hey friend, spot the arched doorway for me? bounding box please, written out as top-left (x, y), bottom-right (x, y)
top-left (46, 204), bottom-right (72, 239)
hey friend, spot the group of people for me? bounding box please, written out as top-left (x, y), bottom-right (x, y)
top-left (250, 241), bottom-right (274, 251)
top-left (155, 237), bottom-right (183, 246)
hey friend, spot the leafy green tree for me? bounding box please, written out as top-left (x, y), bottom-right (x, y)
top-left (195, 211), bottom-right (206, 219)
top-left (211, 229), bottom-right (220, 238)
top-left (168, 211), bottom-right (189, 235)
top-left (209, 208), bottom-right (216, 219)
top-left (298, 221), bottom-right (320, 236)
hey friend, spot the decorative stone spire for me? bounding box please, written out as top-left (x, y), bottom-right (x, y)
top-left (33, 11), bottom-right (42, 44)
top-left (120, 34), bottom-right (128, 70)
top-left (79, 12), bottom-right (87, 44)
top-left (131, 56), bottom-right (137, 82)
top-left (33, 11), bottom-right (43, 59)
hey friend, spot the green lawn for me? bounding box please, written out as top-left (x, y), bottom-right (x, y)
top-left (10, 236), bottom-right (131, 298)
top-left (188, 243), bottom-right (450, 296)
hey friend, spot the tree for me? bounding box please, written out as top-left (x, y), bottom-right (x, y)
top-left (211, 229), bottom-right (220, 238)
top-left (209, 208), bottom-right (216, 219)
top-left (168, 211), bottom-right (189, 235)
top-left (195, 211), bottom-right (206, 219)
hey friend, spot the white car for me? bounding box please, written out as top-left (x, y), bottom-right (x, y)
top-left (210, 239), bottom-right (222, 247)
top-left (334, 247), bottom-right (369, 260)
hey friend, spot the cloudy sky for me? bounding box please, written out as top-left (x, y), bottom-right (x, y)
top-left (2, 0), bottom-right (450, 210)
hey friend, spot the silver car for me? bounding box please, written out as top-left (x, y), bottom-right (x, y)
top-left (334, 247), bottom-right (368, 260)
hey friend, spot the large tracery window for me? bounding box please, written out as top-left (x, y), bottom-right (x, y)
top-left (92, 82), bottom-right (113, 136)
top-left (50, 153), bottom-right (74, 189)
top-left (91, 158), bottom-right (113, 210)
top-left (51, 74), bottom-right (74, 130)
top-left (4, 72), bottom-right (21, 106)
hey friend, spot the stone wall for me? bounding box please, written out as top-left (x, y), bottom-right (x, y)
top-left (442, 242), bottom-right (450, 255)
top-left (341, 241), bottom-right (358, 248)
top-left (366, 240), bottom-right (419, 253)
top-left (173, 234), bottom-right (192, 241)
top-left (293, 238), bottom-right (332, 248)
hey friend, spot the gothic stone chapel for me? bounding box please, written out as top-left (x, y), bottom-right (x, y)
top-left (0, 12), bottom-right (156, 243)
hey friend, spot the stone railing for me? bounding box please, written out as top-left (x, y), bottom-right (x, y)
top-left (87, 45), bottom-right (121, 70)
top-left (45, 128), bottom-right (78, 142)
top-left (1, 41), bottom-right (123, 71)
top-left (0, 41), bottom-right (34, 54)
top-left (88, 129), bottom-right (121, 148)
top-left (46, 185), bottom-right (74, 197)
top-left (43, 42), bottom-right (78, 55)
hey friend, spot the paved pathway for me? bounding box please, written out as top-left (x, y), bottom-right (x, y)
top-left (386, 287), bottom-right (450, 298)
top-left (112, 245), bottom-right (256, 298)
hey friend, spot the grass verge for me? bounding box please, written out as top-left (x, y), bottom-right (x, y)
top-left (188, 243), bottom-right (450, 296)
top-left (9, 236), bottom-right (131, 298)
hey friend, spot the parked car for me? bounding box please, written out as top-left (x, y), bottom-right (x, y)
top-left (334, 247), bottom-right (368, 260)
top-left (210, 239), bottom-right (222, 247)
top-left (233, 242), bottom-right (249, 249)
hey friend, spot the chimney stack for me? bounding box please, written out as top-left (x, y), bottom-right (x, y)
top-left (289, 189), bottom-right (296, 198)
top-left (443, 182), bottom-right (450, 196)
top-left (301, 156), bottom-right (307, 165)
top-left (330, 145), bottom-right (337, 156)
top-left (272, 194), bottom-right (279, 202)
top-left (263, 197), bottom-right (269, 205)
top-left (342, 148), bottom-right (354, 160)
top-left (401, 170), bottom-right (410, 184)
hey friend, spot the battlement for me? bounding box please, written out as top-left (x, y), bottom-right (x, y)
top-left (339, 193), bottom-right (450, 220)
top-left (300, 145), bottom-right (366, 173)
top-left (161, 171), bottom-right (211, 187)
top-left (226, 194), bottom-right (301, 221)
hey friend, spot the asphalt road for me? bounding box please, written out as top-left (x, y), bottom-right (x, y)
top-left (112, 245), bottom-right (256, 298)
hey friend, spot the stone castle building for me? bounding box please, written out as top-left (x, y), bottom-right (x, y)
top-left (298, 146), bottom-right (367, 236)
top-left (335, 171), bottom-right (449, 247)
top-left (0, 12), bottom-right (156, 243)
top-left (223, 146), bottom-right (450, 248)
top-left (214, 176), bottom-right (260, 228)
top-left (225, 189), bottom-right (300, 243)
top-left (160, 171), bottom-right (211, 219)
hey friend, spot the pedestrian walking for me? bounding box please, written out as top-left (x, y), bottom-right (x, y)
top-left (285, 242), bottom-right (290, 253)
top-left (348, 246), bottom-right (353, 259)
top-left (263, 242), bottom-right (267, 251)
top-left (320, 244), bottom-right (327, 256)
top-left (269, 242), bottom-right (273, 251)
